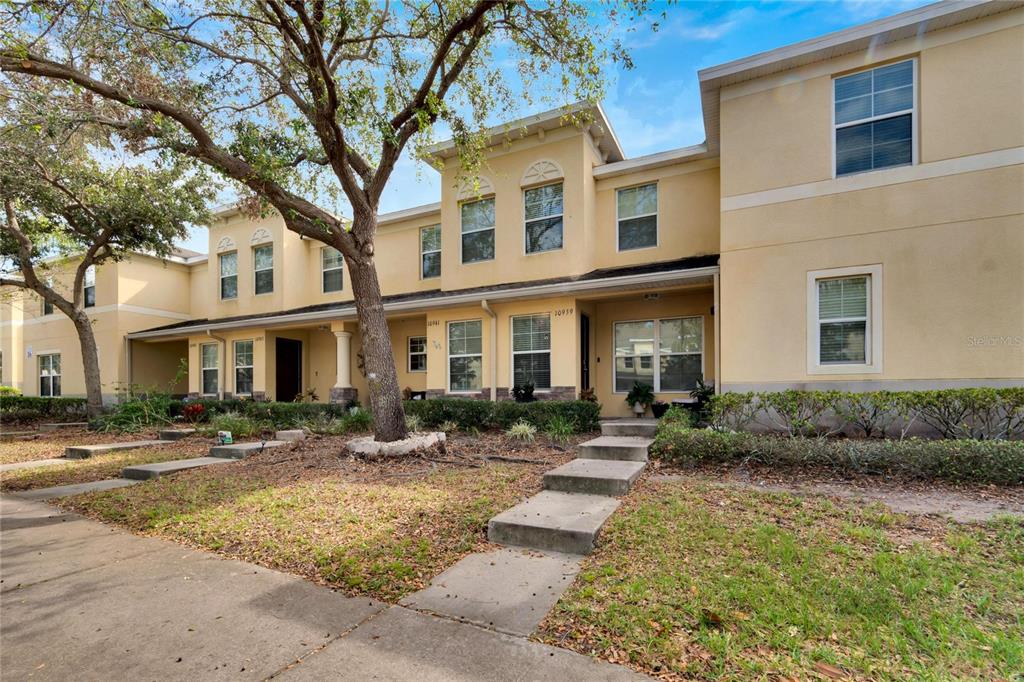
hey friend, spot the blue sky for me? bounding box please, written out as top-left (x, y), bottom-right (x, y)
top-left (178, 0), bottom-right (933, 253)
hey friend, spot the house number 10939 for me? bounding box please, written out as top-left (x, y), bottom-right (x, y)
top-left (553, 308), bottom-right (574, 317)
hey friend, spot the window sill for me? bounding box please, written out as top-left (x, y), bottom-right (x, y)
top-left (807, 363), bottom-right (882, 375)
top-left (616, 243), bottom-right (659, 254)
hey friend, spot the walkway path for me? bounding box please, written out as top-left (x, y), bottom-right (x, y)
top-left (0, 495), bottom-right (649, 681)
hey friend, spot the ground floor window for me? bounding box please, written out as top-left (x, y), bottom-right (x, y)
top-left (201, 343), bottom-right (219, 395)
top-left (448, 320), bottom-right (482, 392)
top-left (806, 264), bottom-right (882, 374)
top-left (511, 314), bottom-right (551, 389)
top-left (408, 336), bottom-right (427, 372)
top-left (39, 353), bottom-right (61, 397)
top-left (614, 317), bottom-right (702, 392)
top-left (234, 340), bottom-right (253, 396)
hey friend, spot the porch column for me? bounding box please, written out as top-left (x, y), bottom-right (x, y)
top-left (330, 330), bottom-right (357, 404)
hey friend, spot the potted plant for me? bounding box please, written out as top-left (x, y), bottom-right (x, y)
top-left (625, 382), bottom-right (655, 417)
top-left (651, 400), bottom-right (670, 419)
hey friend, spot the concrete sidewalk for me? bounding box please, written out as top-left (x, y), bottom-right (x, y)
top-left (0, 495), bottom-right (649, 681)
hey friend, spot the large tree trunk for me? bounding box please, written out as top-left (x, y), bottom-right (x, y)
top-left (70, 311), bottom-right (104, 419)
top-left (346, 249), bottom-right (409, 443)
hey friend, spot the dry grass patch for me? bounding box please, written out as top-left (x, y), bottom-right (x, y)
top-left (59, 432), bottom-right (583, 601)
top-left (0, 428), bottom-right (171, 465)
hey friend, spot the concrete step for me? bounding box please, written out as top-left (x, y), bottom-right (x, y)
top-left (577, 436), bottom-right (651, 462)
top-left (488, 491), bottom-right (620, 555)
top-left (600, 419), bottom-right (657, 438)
top-left (122, 457), bottom-right (234, 480)
top-left (158, 428), bottom-right (196, 441)
top-left (65, 440), bottom-right (172, 459)
top-left (0, 458), bottom-right (68, 473)
top-left (208, 440), bottom-right (286, 459)
top-left (39, 422), bottom-right (88, 432)
top-left (543, 459), bottom-right (646, 496)
top-left (275, 430), bottom-right (305, 442)
top-left (12, 478), bottom-right (139, 501)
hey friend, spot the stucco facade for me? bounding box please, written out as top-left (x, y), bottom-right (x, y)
top-left (3, 2), bottom-right (1021, 416)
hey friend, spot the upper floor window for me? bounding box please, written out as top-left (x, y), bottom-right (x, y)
top-left (420, 225), bottom-right (441, 279)
top-left (834, 60), bottom-right (914, 176)
top-left (322, 247), bottom-right (344, 293)
top-left (84, 265), bottom-right (96, 308)
top-left (448, 319), bottom-right (482, 392)
top-left (39, 353), bottom-right (61, 397)
top-left (234, 339), bottom-right (253, 396)
top-left (461, 198), bottom-right (495, 264)
top-left (253, 244), bottom-right (273, 295)
top-left (219, 252), bottom-right (238, 300)
top-left (512, 314), bottom-right (551, 390)
top-left (200, 342), bottom-right (219, 395)
top-left (408, 335), bottom-right (427, 372)
top-left (42, 277), bottom-right (54, 315)
top-left (617, 183), bottom-right (657, 251)
top-left (524, 183), bottom-right (563, 254)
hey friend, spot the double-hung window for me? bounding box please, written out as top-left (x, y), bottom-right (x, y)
top-left (42, 278), bottom-right (54, 315)
top-left (420, 225), bottom-right (441, 279)
top-left (253, 244), bottom-right (273, 295)
top-left (834, 60), bottom-right (914, 176)
top-left (322, 247), bottom-right (344, 293)
top-left (614, 317), bottom-right (703, 392)
top-left (617, 183), bottom-right (658, 251)
top-left (524, 183), bottom-right (563, 254)
top-left (461, 198), bottom-right (495, 264)
top-left (219, 252), bottom-right (238, 300)
top-left (511, 314), bottom-right (551, 390)
top-left (807, 265), bottom-right (882, 374)
top-left (234, 340), bottom-right (254, 396)
top-left (84, 265), bottom-right (96, 308)
top-left (201, 343), bottom-right (219, 395)
top-left (447, 320), bottom-right (482, 392)
top-left (408, 336), bottom-right (427, 372)
top-left (39, 353), bottom-right (61, 397)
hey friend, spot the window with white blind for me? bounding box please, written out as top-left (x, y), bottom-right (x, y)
top-left (617, 183), bottom-right (657, 251)
top-left (511, 314), bottom-right (551, 390)
top-left (201, 343), bottom-right (219, 395)
top-left (39, 353), bottom-right (61, 397)
top-left (461, 198), bottom-right (495, 264)
top-left (408, 336), bottom-right (427, 372)
top-left (447, 320), bottom-right (482, 392)
top-left (420, 225), bottom-right (441, 279)
top-left (42, 278), bottom-right (54, 315)
top-left (524, 183), bottom-right (563, 254)
top-left (219, 252), bottom-right (238, 300)
top-left (322, 247), bottom-right (344, 293)
top-left (613, 317), bottom-right (702, 392)
top-left (84, 265), bottom-right (96, 308)
top-left (234, 340), bottom-right (253, 396)
top-left (834, 60), bottom-right (915, 176)
top-left (807, 265), bottom-right (882, 374)
top-left (253, 244), bottom-right (274, 295)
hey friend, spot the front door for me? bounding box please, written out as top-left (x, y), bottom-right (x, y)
top-left (580, 314), bottom-right (591, 391)
top-left (275, 338), bottom-right (302, 402)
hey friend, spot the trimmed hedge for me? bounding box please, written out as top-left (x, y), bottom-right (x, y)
top-left (652, 416), bottom-right (1024, 485)
top-left (403, 398), bottom-right (601, 433)
top-left (0, 395), bottom-right (88, 422)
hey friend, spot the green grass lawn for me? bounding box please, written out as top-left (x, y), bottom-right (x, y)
top-left (539, 478), bottom-right (1024, 681)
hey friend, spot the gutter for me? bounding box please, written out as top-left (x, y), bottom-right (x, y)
top-left (481, 300), bottom-right (497, 402)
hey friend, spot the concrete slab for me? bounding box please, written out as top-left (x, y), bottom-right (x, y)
top-left (275, 429), bottom-right (305, 441)
top-left (0, 458), bottom-right (67, 473)
top-left (39, 422), bottom-right (88, 432)
top-left (0, 430), bottom-right (36, 439)
top-left (158, 428), bottom-right (196, 441)
top-left (488, 490), bottom-right (620, 555)
top-left (600, 419), bottom-right (657, 438)
top-left (122, 457), bottom-right (235, 480)
top-left (544, 458), bottom-right (646, 496)
top-left (578, 436), bottom-right (652, 462)
top-left (278, 605), bottom-right (651, 681)
top-left (65, 440), bottom-right (172, 459)
top-left (399, 548), bottom-right (581, 636)
top-left (10, 478), bottom-right (139, 501)
top-left (208, 440), bottom-right (286, 459)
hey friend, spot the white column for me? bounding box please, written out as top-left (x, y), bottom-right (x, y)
top-left (334, 331), bottom-right (352, 389)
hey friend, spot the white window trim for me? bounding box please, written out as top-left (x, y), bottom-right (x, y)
top-left (321, 247), bottom-right (344, 293)
top-left (420, 225), bottom-right (441, 280)
top-left (219, 252), bottom-right (238, 301)
top-left (459, 197), bottom-right (496, 265)
top-left (612, 316), bottom-right (704, 393)
top-left (831, 58), bottom-right (918, 179)
top-left (200, 342), bottom-right (220, 396)
top-left (615, 182), bottom-right (659, 253)
top-left (408, 335), bottom-right (427, 373)
top-left (446, 319), bottom-right (483, 394)
top-left (510, 313), bottom-right (552, 392)
top-left (84, 265), bottom-right (96, 308)
top-left (806, 264), bottom-right (883, 375)
top-left (38, 353), bottom-right (61, 398)
top-left (233, 339), bottom-right (254, 396)
top-left (253, 244), bottom-right (274, 296)
top-left (523, 182), bottom-right (564, 256)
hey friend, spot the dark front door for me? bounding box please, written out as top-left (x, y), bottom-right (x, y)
top-left (580, 313), bottom-right (591, 391)
top-left (275, 338), bottom-right (302, 402)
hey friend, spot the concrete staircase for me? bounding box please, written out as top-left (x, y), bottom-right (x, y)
top-left (488, 419), bottom-right (656, 555)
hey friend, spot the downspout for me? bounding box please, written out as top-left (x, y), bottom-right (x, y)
top-left (713, 272), bottom-right (722, 395)
top-left (207, 329), bottom-right (227, 400)
top-left (124, 337), bottom-right (133, 399)
top-left (481, 299), bottom-right (497, 402)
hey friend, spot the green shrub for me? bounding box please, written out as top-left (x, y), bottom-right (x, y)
top-left (343, 408), bottom-right (373, 432)
top-left (95, 394), bottom-right (175, 433)
top-left (438, 419), bottom-right (458, 433)
top-left (544, 415), bottom-right (576, 444)
top-left (759, 389), bottom-right (842, 437)
top-left (405, 413), bottom-right (423, 432)
top-left (403, 398), bottom-right (600, 433)
top-left (0, 385), bottom-right (21, 397)
top-left (506, 420), bottom-right (537, 441)
top-left (201, 412), bottom-right (266, 438)
top-left (0, 395), bottom-right (88, 422)
top-left (403, 398), bottom-right (494, 430)
top-left (651, 426), bottom-right (1024, 485)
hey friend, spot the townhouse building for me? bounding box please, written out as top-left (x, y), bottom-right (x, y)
top-left (3, 1), bottom-right (1022, 417)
